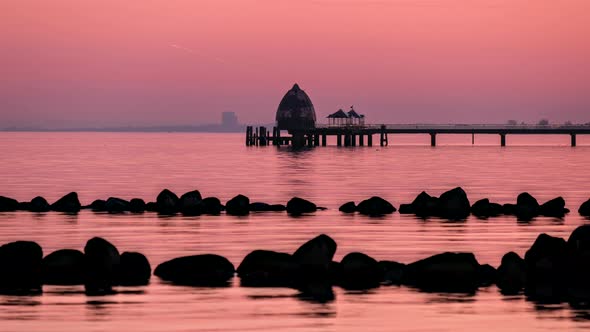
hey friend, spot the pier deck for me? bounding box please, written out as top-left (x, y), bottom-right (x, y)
top-left (246, 124), bottom-right (590, 147)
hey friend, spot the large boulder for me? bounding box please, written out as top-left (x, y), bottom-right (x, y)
top-left (83, 237), bottom-right (120, 294)
top-left (237, 250), bottom-right (299, 287)
top-left (0, 241), bottom-right (43, 294)
top-left (201, 197), bottom-right (223, 215)
top-left (471, 199), bottom-right (503, 218)
top-left (129, 198), bottom-right (146, 213)
top-left (286, 197), bottom-right (317, 215)
top-left (105, 197), bottom-right (130, 213)
top-left (524, 233), bottom-right (567, 300)
top-left (51, 192), bottom-right (81, 213)
top-left (29, 196), bottom-right (50, 212)
top-left (0, 196), bottom-right (19, 212)
top-left (90, 199), bottom-right (107, 212)
top-left (156, 189), bottom-right (179, 214)
top-left (118, 252), bottom-right (151, 286)
top-left (402, 252), bottom-right (480, 292)
top-left (339, 202), bottom-right (356, 213)
top-left (539, 197), bottom-right (568, 218)
top-left (178, 190), bottom-right (202, 216)
top-left (356, 197), bottom-right (396, 216)
top-left (580, 199), bottom-right (590, 217)
top-left (496, 252), bottom-right (525, 295)
top-left (335, 252), bottom-right (382, 290)
top-left (515, 192), bottom-right (540, 221)
top-left (226, 194), bottom-right (250, 216)
top-left (292, 234), bottom-right (337, 276)
top-left (438, 187), bottom-right (471, 220)
top-left (154, 254), bottom-right (235, 286)
top-left (566, 225), bottom-right (590, 293)
top-left (399, 191), bottom-right (439, 217)
top-left (379, 261), bottom-right (405, 285)
top-left (41, 249), bottom-right (85, 285)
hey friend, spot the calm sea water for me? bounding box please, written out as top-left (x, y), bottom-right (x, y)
top-left (1, 132), bottom-right (590, 332)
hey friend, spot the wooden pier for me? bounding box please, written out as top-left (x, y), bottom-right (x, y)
top-left (246, 124), bottom-right (590, 147)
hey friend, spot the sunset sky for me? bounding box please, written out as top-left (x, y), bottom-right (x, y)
top-left (1, 0), bottom-right (589, 128)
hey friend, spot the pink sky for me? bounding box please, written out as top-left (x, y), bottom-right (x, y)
top-left (1, 0), bottom-right (589, 128)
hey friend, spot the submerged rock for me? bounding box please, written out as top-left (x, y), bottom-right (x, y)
top-left (201, 197), bottom-right (223, 215)
top-left (156, 189), bottom-right (179, 214)
top-left (539, 197), bottom-right (568, 218)
top-left (286, 197), bottom-right (317, 215)
top-left (515, 192), bottom-right (540, 221)
top-left (84, 237), bottom-right (120, 294)
top-left (471, 198), bottom-right (503, 218)
top-left (477, 264), bottom-right (497, 287)
top-left (336, 252), bottom-right (382, 290)
top-left (0, 196), bottom-right (19, 212)
top-left (90, 199), bottom-right (107, 212)
top-left (29, 196), bottom-right (50, 212)
top-left (237, 250), bottom-right (299, 287)
top-left (51, 192), bottom-right (81, 213)
top-left (105, 197), bottom-right (130, 213)
top-left (292, 234), bottom-right (337, 276)
top-left (178, 190), bottom-right (202, 216)
top-left (356, 197), bottom-right (396, 216)
top-left (41, 249), bottom-right (85, 285)
top-left (226, 194), bottom-right (250, 216)
top-left (524, 233), bottom-right (567, 300)
top-left (0, 241), bottom-right (43, 294)
top-left (496, 252), bottom-right (525, 295)
top-left (402, 252), bottom-right (480, 292)
top-left (129, 198), bottom-right (146, 213)
top-left (118, 252), bottom-right (151, 286)
top-left (154, 254), bottom-right (235, 286)
top-left (339, 202), bottom-right (356, 213)
top-left (438, 187), bottom-right (471, 220)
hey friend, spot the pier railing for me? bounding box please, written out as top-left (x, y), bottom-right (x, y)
top-left (315, 123), bottom-right (590, 130)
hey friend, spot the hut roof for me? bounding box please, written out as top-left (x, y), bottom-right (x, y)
top-left (347, 109), bottom-right (362, 118)
top-left (327, 109), bottom-right (348, 118)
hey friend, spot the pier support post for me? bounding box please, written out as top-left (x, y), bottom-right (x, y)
top-left (351, 134), bottom-right (356, 146)
top-left (259, 127), bottom-right (266, 146)
top-left (380, 125), bottom-right (388, 146)
top-left (255, 127), bottom-right (259, 146)
top-left (337, 134), bottom-right (342, 146)
top-left (344, 134), bottom-right (351, 147)
top-left (500, 134), bottom-right (506, 147)
top-left (571, 133), bottom-right (577, 147)
top-left (292, 134), bottom-right (304, 148)
top-left (368, 134), bottom-right (373, 147)
top-left (430, 133), bottom-right (436, 147)
top-left (321, 134), bottom-right (327, 146)
top-left (275, 127), bottom-right (281, 146)
top-left (314, 134), bottom-right (320, 146)
top-left (472, 133), bottom-right (475, 145)
top-left (359, 134), bottom-right (364, 146)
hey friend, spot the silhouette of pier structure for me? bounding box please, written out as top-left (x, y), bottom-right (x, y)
top-left (245, 84), bottom-right (589, 147)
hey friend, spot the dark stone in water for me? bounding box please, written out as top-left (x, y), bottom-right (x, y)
top-left (438, 187), bottom-right (471, 220)
top-left (339, 201), bottom-right (356, 213)
top-left (90, 199), bottom-right (107, 212)
top-left (145, 202), bottom-right (157, 212)
top-left (105, 197), bottom-right (130, 213)
top-left (29, 196), bottom-right (50, 212)
top-left (286, 197), bottom-right (317, 215)
top-left (398, 204), bottom-right (414, 214)
top-left (401, 191), bottom-right (439, 217)
top-left (336, 252), bottom-right (382, 290)
top-left (471, 198), bottom-right (502, 218)
top-left (0, 196), bottom-right (19, 212)
top-left (539, 197), bottom-right (568, 218)
top-left (201, 197), bottom-right (223, 215)
top-left (237, 250), bottom-right (299, 287)
top-left (179, 190), bottom-right (202, 216)
top-left (402, 252), bottom-right (480, 292)
top-left (118, 252), bottom-right (151, 286)
top-left (379, 261), bottom-right (405, 285)
top-left (515, 192), bottom-right (540, 221)
top-left (0, 241), bottom-right (43, 294)
top-left (580, 199), bottom-right (590, 217)
top-left (566, 225), bottom-right (590, 300)
top-left (502, 203), bottom-right (517, 215)
top-left (356, 197), bottom-right (396, 216)
top-left (154, 254), bottom-right (235, 286)
top-left (156, 189), bottom-right (179, 214)
top-left (51, 192), bottom-right (81, 213)
top-left (524, 233), bottom-right (568, 300)
top-left (292, 234), bottom-right (337, 277)
top-left (41, 249), bottom-right (85, 285)
top-left (129, 198), bottom-right (146, 213)
top-left (226, 194), bottom-right (250, 216)
top-left (249, 202), bottom-right (271, 212)
top-left (84, 237), bottom-right (120, 294)
top-left (477, 264), bottom-right (497, 287)
top-left (496, 252), bottom-right (525, 295)
top-left (270, 204), bottom-right (287, 211)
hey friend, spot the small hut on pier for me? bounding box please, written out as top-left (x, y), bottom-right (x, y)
top-left (327, 106), bottom-right (365, 127)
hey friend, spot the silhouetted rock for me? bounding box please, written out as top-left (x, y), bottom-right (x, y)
top-left (201, 197), bottom-right (223, 214)
top-left (0, 196), bottom-right (18, 212)
top-left (580, 199), bottom-right (590, 217)
top-left (249, 202), bottom-right (271, 211)
top-left (502, 203), bottom-right (516, 215)
top-left (0, 241), bottom-right (43, 294)
top-left (336, 252), bottom-right (382, 290)
top-left (51, 192), bottom-right (81, 213)
top-left (154, 254), bottom-right (234, 286)
top-left (524, 233), bottom-right (567, 300)
top-left (400, 191), bottom-right (440, 217)
top-left (18, 201), bottom-right (31, 210)
top-left (496, 252), bottom-right (525, 295)
top-left (438, 187), bottom-right (471, 220)
top-left (296, 281), bottom-right (335, 303)
top-left (478, 264), bottom-right (497, 287)
top-left (145, 202), bottom-right (157, 212)
top-left (178, 190), bottom-right (202, 216)
top-left (286, 197), bottom-right (317, 215)
top-left (29, 196), bottom-right (50, 212)
top-left (118, 252), bottom-right (151, 286)
top-left (41, 249), bottom-right (85, 285)
top-left (398, 204), bottom-right (414, 214)
top-left (129, 198), bottom-right (146, 213)
top-left (339, 201), bottom-right (356, 213)
top-left (156, 189), bottom-right (179, 214)
top-left (237, 250), bottom-right (299, 287)
top-left (515, 192), bottom-right (540, 221)
top-left (356, 197), bottom-right (396, 216)
top-left (379, 261), bottom-right (405, 285)
top-left (566, 226), bottom-right (590, 301)
top-left (292, 234), bottom-right (337, 276)
top-left (471, 199), bottom-right (503, 218)
top-left (90, 199), bottom-right (107, 211)
top-left (402, 252), bottom-right (480, 292)
top-left (226, 194), bottom-right (250, 216)
top-left (84, 237), bottom-right (120, 294)
top-left (270, 204), bottom-right (287, 211)
top-left (105, 197), bottom-right (130, 213)
top-left (539, 197), bottom-right (568, 217)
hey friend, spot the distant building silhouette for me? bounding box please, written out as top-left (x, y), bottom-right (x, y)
top-left (275, 84), bottom-right (316, 131)
top-left (221, 112), bottom-right (239, 128)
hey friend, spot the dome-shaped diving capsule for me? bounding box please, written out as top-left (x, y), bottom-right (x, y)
top-left (275, 84), bottom-right (316, 131)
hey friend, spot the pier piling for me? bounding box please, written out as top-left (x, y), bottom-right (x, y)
top-left (500, 134), bottom-right (506, 147)
top-left (430, 133), bottom-right (436, 147)
top-left (571, 133), bottom-right (577, 147)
